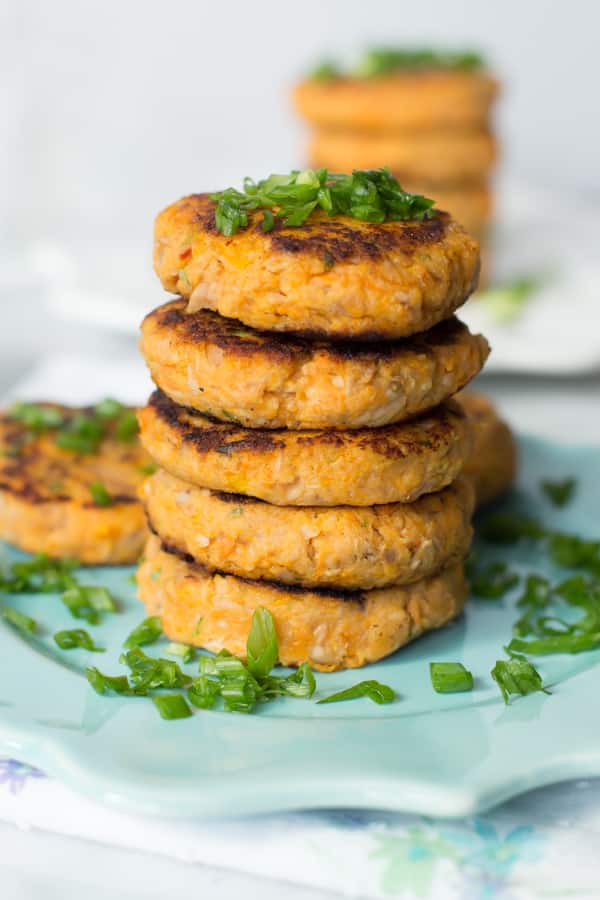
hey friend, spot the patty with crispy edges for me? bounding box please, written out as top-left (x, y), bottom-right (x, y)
top-left (309, 129), bottom-right (496, 183)
top-left (293, 69), bottom-right (498, 132)
top-left (457, 391), bottom-right (517, 506)
top-left (0, 405), bottom-right (150, 564)
top-left (138, 391), bottom-right (472, 507)
top-left (138, 535), bottom-right (468, 671)
top-left (141, 300), bottom-right (489, 429)
top-left (154, 195), bottom-right (480, 340)
top-left (142, 469), bottom-right (475, 590)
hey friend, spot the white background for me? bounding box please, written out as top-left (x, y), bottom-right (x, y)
top-left (3, 0), bottom-right (599, 249)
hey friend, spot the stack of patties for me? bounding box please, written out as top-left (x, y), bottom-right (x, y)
top-left (137, 172), bottom-right (489, 671)
top-left (293, 48), bottom-right (499, 241)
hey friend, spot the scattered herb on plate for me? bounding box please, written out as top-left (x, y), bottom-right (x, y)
top-left (54, 628), bottom-right (105, 652)
top-left (491, 659), bottom-right (550, 705)
top-left (540, 477), bottom-right (576, 507)
top-left (430, 662), bottom-right (473, 694)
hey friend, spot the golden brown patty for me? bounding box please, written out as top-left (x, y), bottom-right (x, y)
top-left (309, 129), bottom-right (496, 183)
top-left (154, 195), bottom-right (480, 340)
top-left (138, 535), bottom-right (468, 671)
top-left (0, 405), bottom-right (150, 564)
top-left (142, 468), bottom-right (475, 590)
top-left (138, 391), bottom-right (472, 507)
top-left (140, 300), bottom-right (489, 430)
top-left (293, 70), bottom-right (498, 132)
top-left (457, 392), bottom-right (517, 506)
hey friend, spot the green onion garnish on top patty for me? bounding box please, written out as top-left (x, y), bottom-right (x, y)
top-left (210, 168), bottom-right (435, 236)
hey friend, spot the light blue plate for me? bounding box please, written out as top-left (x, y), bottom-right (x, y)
top-left (1, 435), bottom-right (599, 819)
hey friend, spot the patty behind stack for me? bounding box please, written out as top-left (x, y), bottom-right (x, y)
top-left (292, 50), bottom-right (498, 252)
top-left (137, 187), bottom-right (489, 671)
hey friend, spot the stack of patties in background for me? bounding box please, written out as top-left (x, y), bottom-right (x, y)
top-left (137, 170), bottom-right (490, 671)
top-left (293, 48), bottom-right (498, 266)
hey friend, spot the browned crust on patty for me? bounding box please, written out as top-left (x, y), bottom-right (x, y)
top-left (154, 194), bottom-right (480, 340)
top-left (187, 192), bottom-right (449, 262)
top-left (138, 392), bottom-right (472, 506)
top-left (140, 300), bottom-right (489, 429)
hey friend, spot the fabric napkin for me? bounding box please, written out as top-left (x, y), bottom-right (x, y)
top-left (1, 758), bottom-right (600, 900)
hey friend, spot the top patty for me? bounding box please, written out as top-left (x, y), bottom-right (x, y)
top-left (140, 300), bottom-right (489, 429)
top-left (0, 405), bottom-right (150, 563)
top-left (138, 391), bottom-right (472, 507)
top-left (293, 69), bottom-right (498, 132)
top-left (154, 194), bottom-right (480, 340)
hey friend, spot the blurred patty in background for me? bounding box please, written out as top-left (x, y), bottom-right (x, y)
top-left (293, 47), bottom-right (499, 241)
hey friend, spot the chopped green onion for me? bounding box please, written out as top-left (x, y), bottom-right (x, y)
top-left (8, 403), bottom-right (64, 431)
top-left (491, 659), bottom-right (550, 705)
top-left (317, 679), bottom-right (395, 705)
top-left (121, 647), bottom-right (191, 692)
top-left (94, 398), bottom-right (124, 418)
top-left (309, 60), bottom-right (341, 81)
top-left (480, 514), bottom-right (547, 544)
top-left (123, 616), bottom-right (162, 649)
top-left (430, 662), bottom-right (473, 693)
top-left (246, 607), bottom-right (278, 679)
top-left (86, 667), bottom-right (132, 696)
top-left (152, 694), bottom-right (192, 720)
top-left (61, 584), bottom-right (116, 624)
top-left (54, 628), bottom-right (105, 652)
top-left (188, 676), bottom-right (220, 710)
top-left (166, 642), bottom-right (195, 663)
top-left (2, 605), bottom-right (38, 634)
top-left (548, 534), bottom-right (600, 574)
top-left (89, 482), bottom-right (113, 507)
top-left (540, 477), bottom-right (576, 507)
top-left (470, 561), bottom-right (520, 599)
top-left (55, 414), bottom-right (105, 455)
top-left (507, 633), bottom-right (600, 656)
top-left (210, 168), bottom-right (435, 237)
top-left (115, 410), bottom-right (139, 442)
top-left (477, 275), bottom-right (541, 323)
top-left (178, 268), bottom-right (191, 289)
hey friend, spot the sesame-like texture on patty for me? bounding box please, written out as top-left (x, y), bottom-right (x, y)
top-left (293, 69), bottom-right (498, 132)
top-left (142, 469), bottom-right (475, 590)
top-left (0, 405), bottom-right (150, 563)
top-left (457, 391), bottom-right (517, 506)
top-left (140, 300), bottom-right (489, 429)
top-left (138, 391), bottom-right (473, 507)
top-left (137, 535), bottom-right (468, 671)
top-left (154, 195), bottom-right (480, 340)
top-left (309, 129), bottom-right (496, 183)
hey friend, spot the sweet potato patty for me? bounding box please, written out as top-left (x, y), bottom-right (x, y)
top-left (292, 70), bottom-right (498, 132)
top-left (138, 391), bottom-right (472, 507)
top-left (309, 129), bottom-right (496, 182)
top-left (140, 300), bottom-right (489, 429)
top-left (154, 194), bottom-right (480, 340)
top-left (142, 468), bottom-right (475, 590)
top-left (138, 536), bottom-right (468, 671)
top-left (457, 392), bottom-right (517, 506)
top-left (0, 405), bottom-right (150, 563)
